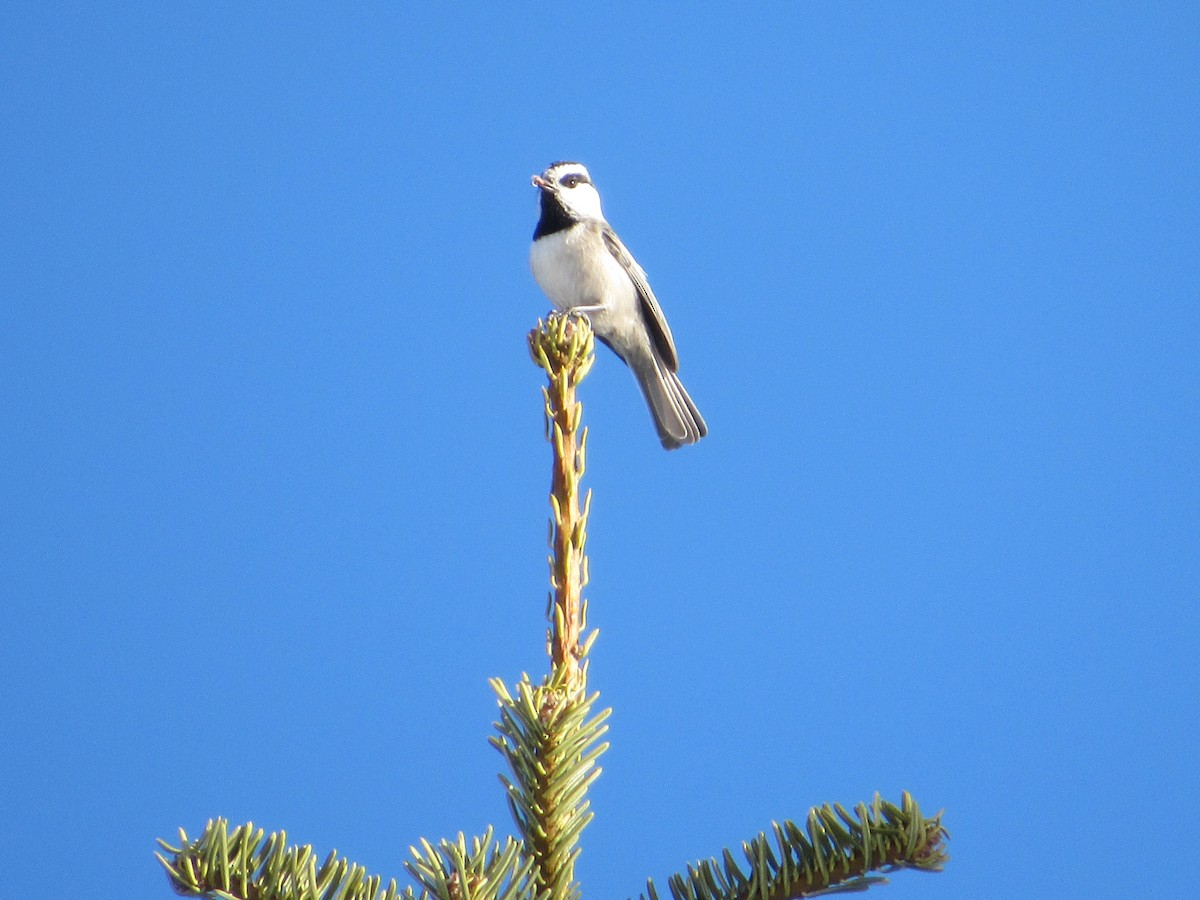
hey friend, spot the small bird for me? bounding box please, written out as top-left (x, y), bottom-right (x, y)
top-left (529, 161), bottom-right (707, 449)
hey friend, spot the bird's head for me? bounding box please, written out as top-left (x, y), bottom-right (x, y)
top-left (532, 161), bottom-right (605, 221)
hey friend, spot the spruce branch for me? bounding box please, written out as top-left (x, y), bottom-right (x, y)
top-left (404, 828), bottom-right (539, 900)
top-left (156, 819), bottom-right (535, 900)
top-left (156, 817), bottom-right (401, 900)
top-left (489, 672), bottom-right (609, 900)
top-left (641, 793), bottom-right (948, 900)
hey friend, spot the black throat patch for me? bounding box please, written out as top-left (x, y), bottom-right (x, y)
top-left (533, 189), bottom-right (576, 240)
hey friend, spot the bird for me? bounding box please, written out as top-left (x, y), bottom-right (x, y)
top-left (529, 161), bottom-right (707, 450)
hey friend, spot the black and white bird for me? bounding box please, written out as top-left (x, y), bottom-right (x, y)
top-left (529, 161), bottom-right (707, 450)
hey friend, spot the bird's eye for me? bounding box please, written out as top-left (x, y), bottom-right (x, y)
top-left (560, 174), bottom-right (583, 188)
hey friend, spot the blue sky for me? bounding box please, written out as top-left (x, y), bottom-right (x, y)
top-left (1, 4), bottom-right (1196, 899)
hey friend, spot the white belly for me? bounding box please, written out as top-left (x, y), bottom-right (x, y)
top-left (529, 226), bottom-right (640, 337)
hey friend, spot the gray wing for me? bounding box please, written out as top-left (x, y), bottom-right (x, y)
top-left (601, 225), bottom-right (680, 372)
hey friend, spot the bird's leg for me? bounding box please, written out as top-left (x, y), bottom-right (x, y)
top-left (566, 305), bottom-right (605, 317)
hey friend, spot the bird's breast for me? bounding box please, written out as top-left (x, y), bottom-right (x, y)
top-left (530, 226), bottom-right (638, 321)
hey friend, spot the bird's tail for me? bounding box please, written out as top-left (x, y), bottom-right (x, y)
top-left (630, 352), bottom-right (708, 450)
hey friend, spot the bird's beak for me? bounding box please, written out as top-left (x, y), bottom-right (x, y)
top-left (531, 174), bottom-right (551, 190)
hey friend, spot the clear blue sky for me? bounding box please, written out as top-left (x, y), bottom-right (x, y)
top-left (1, 4), bottom-right (1196, 899)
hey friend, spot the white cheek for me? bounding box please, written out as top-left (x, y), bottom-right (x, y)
top-left (568, 186), bottom-right (605, 220)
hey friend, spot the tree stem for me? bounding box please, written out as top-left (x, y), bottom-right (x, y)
top-left (529, 314), bottom-right (595, 690)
